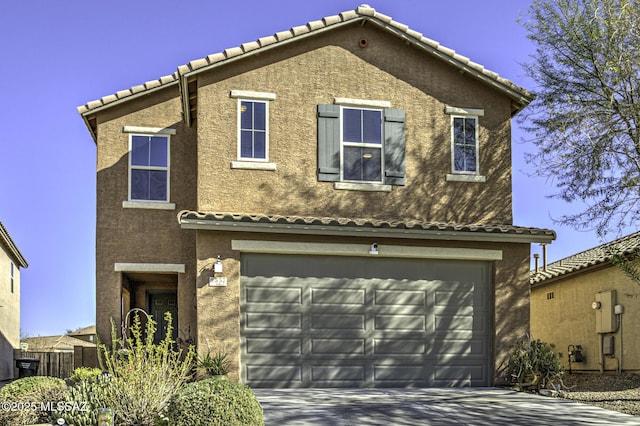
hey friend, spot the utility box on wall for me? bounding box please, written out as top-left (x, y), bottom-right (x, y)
top-left (593, 290), bottom-right (617, 334)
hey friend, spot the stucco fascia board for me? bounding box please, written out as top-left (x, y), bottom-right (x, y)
top-left (232, 240), bottom-right (503, 261)
top-left (180, 217), bottom-right (555, 244)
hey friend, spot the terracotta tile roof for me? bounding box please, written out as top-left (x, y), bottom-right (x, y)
top-left (77, 4), bottom-right (534, 119)
top-left (178, 211), bottom-right (556, 244)
top-left (530, 231), bottom-right (640, 284)
top-left (0, 221), bottom-right (27, 268)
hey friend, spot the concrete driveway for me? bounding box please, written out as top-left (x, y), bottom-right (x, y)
top-left (254, 388), bottom-right (640, 425)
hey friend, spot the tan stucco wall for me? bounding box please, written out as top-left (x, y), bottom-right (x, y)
top-left (94, 88), bottom-right (198, 345)
top-left (531, 265), bottom-right (640, 372)
top-left (195, 24), bottom-right (514, 224)
top-left (0, 247), bottom-right (20, 380)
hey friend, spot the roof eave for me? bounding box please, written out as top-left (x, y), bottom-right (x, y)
top-left (179, 217), bottom-right (555, 244)
top-left (0, 223), bottom-right (28, 268)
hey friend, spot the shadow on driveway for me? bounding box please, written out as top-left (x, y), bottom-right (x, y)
top-left (254, 388), bottom-right (640, 425)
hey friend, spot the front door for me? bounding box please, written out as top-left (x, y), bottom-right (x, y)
top-left (149, 292), bottom-right (178, 344)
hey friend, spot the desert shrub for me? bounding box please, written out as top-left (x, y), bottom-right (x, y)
top-left (69, 366), bottom-right (103, 384)
top-left (97, 311), bottom-right (195, 425)
top-left (167, 378), bottom-right (264, 426)
top-left (196, 351), bottom-right (230, 378)
top-left (504, 338), bottom-right (564, 391)
top-left (0, 376), bottom-right (67, 426)
top-left (53, 373), bottom-right (112, 426)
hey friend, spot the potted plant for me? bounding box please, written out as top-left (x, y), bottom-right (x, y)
top-left (197, 351), bottom-right (230, 379)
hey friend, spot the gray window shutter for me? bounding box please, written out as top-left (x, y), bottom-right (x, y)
top-left (384, 108), bottom-right (406, 185)
top-left (317, 104), bottom-right (341, 182)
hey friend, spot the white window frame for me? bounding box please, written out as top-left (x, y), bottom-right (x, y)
top-left (10, 261), bottom-right (14, 293)
top-left (230, 90), bottom-right (276, 170)
top-left (445, 106), bottom-right (486, 183)
top-left (339, 105), bottom-right (385, 184)
top-left (122, 126), bottom-right (176, 209)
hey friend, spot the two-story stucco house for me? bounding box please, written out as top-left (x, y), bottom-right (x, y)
top-left (0, 221), bottom-right (28, 380)
top-left (78, 5), bottom-right (555, 388)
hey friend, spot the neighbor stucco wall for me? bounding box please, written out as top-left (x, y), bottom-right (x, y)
top-left (531, 265), bottom-right (640, 372)
top-left (195, 23), bottom-right (514, 225)
top-left (0, 247), bottom-right (20, 380)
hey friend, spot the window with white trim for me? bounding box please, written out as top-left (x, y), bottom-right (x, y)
top-left (10, 261), bottom-right (14, 293)
top-left (239, 99), bottom-right (268, 161)
top-left (129, 134), bottom-right (170, 202)
top-left (341, 107), bottom-right (383, 182)
top-left (230, 90), bottom-right (276, 168)
top-left (451, 115), bottom-right (478, 173)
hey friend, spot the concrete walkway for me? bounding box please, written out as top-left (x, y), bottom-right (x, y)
top-left (254, 388), bottom-right (640, 425)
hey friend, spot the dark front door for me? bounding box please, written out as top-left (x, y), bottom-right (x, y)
top-left (149, 292), bottom-right (178, 344)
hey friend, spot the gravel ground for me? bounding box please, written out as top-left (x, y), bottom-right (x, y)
top-left (557, 372), bottom-right (640, 416)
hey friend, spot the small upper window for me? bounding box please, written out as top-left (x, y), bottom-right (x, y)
top-left (239, 100), bottom-right (268, 161)
top-left (452, 116), bottom-right (478, 173)
top-left (10, 261), bottom-right (14, 293)
top-left (129, 134), bottom-right (170, 202)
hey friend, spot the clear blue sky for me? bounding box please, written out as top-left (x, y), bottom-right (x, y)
top-left (1, 0), bottom-right (635, 337)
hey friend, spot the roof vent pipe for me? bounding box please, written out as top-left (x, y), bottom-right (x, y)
top-left (534, 253), bottom-right (540, 274)
top-left (541, 243), bottom-right (548, 271)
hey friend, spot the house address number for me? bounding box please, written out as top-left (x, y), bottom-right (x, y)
top-left (209, 277), bottom-right (227, 287)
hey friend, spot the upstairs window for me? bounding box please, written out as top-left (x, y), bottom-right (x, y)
top-left (239, 100), bottom-right (267, 160)
top-left (10, 261), bottom-right (14, 293)
top-left (452, 116), bottom-right (478, 173)
top-left (342, 108), bottom-right (383, 182)
top-left (129, 134), bottom-right (170, 202)
top-left (318, 100), bottom-right (406, 188)
top-left (445, 106), bottom-right (485, 182)
top-left (230, 90), bottom-right (276, 168)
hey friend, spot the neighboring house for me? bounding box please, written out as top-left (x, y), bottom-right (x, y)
top-left (0, 221), bottom-right (28, 380)
top-left (67, 325), bottom-right (97, 344)
top-left (78, 5), bottom-right (555, 387)
top-left (531, 232), bottom-right (640, 373)
top-left (21, 334), bottom-right (96, 353)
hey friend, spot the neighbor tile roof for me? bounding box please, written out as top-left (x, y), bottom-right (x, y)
top-left (0, 221), bottom-right (28, 268)
top-left (530, 231), bottom-right (640, 284)
top-left (77, 4), bottom-right (534, 118)
top-left (178, 211), bottom-right (556, 243)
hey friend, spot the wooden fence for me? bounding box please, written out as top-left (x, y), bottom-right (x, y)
top-left (13, 346), bottom-right (99, 379)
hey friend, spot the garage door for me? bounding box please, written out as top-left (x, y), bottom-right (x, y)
top-left (240, 253), bottom-right (491, 388)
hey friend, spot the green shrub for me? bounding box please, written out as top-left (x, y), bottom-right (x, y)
top-left (53, 373), bottom-right (112, 426)
top-left (0, 376), bottom-right (67, 426)
top-left (98, 311), bottom-right (195, 425)
top-left (503, 338), bottom-right (564, 391)
top-left (69, 366), bottom-right (103, 384)
top-left (197, 351), bottom-right (230, 377)
top-left (167, 378), bottom-right (264, 426)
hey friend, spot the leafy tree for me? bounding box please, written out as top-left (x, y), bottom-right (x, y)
top-left (520, 0), bottom-right (640, 236)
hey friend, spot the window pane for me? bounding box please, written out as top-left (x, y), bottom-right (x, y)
top-left (464, 118), bottom-right (476, 145)
top-left (362, 147), bottom-right (382, 181)
top-left (362, 110), bottom-right (381, 144)
top-left (149, 170), bottom-right (168, 200)
top-left (343, 108), bottom-right (362, 142)
top-left (131, 169), bottom-right (149, 199)
top-left (343, 147), bottom-right (362, 180)
top-left (453, 118), bottom-right (465, 145)
top-left (454, 146), bottom-right (477, 172)
top-left (253, 102), bottom-right (266, 131)
top-left (240, 131), bottom-right (253, 158)
top-left (149, 136), bottom-right (168, 167)
top-left (343, 147), bottom-right (381, 181)
top-left (131, 135), bottom-right (150, 166)
top-left (240, 101), bottom-right (253, 130)
top-left (254, 131), bottom-right (266, 159)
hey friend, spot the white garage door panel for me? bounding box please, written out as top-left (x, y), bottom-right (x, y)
top-left (241, 254), bottom-right (491, 388)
